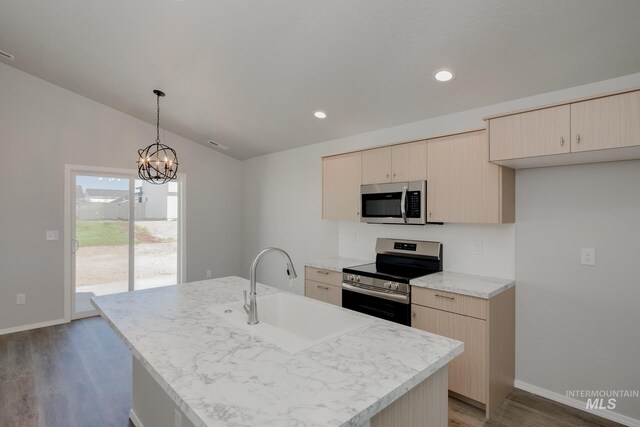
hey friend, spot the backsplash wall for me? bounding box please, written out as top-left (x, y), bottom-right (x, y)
top-left (338, 221), bottom-right (515, 278)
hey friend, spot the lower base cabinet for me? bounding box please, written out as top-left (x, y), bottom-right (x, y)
top-left (412, 305), bottom-right (487, 403)
top-left (411, 286), bottom-right (515, 419)
top-left (304, 279), bottom-right (342, 306)
top-left (304, 266), bottom-right (342, 306)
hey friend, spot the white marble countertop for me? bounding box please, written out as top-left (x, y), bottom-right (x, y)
top-left (305, 256), bottom-right (372, 272)
top-left (411, 271), bottom-right (515, 299)
top-left (92, 276), bottom-right (463, 427)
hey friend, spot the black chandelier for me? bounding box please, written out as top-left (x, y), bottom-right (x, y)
top-left (137, 90), bottom-right (179, 184)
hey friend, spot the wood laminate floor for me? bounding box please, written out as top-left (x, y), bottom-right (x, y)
top-left (0, 317), bottom-right (624, 427)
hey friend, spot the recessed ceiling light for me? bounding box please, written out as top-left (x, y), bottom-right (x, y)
top-left (434, 70), bottom-right (454, 82)
top-left (208, 140), bottom-right (229, 150)
top-left (314, 111), bottom-right (327, 119)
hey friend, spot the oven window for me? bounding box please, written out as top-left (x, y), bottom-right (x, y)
top-left (342, 289), bottom-right (410, 326)
top-left (362, 192), bottom-right (402, 217)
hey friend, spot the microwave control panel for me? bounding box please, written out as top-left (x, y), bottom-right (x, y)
top-left (407, 191), bottom-right (421, 218)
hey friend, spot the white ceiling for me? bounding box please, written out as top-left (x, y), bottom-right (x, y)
top-left (1, 1), bottom-right (640, 159)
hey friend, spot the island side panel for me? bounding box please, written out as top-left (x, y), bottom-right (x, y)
top-left (371, 366), bottom-right (448, 427)
top-left (131, 357), bottom-right (198, 427)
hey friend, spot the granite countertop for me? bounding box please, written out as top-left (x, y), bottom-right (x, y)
top-left (305, 256), bottom-right (372, 272)
top-left (92, 276), bottom-right (463, 427)
top-left (411, 271), bottom-right (515, 299)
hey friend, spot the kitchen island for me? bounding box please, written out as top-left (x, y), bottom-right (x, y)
top-left (92, 276), bottom-right (463, 427)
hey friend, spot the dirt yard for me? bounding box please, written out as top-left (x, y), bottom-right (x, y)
top-left (76, 220), bottom-right (177, 287)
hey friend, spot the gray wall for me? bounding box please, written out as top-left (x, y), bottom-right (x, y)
top-left (515, 161), bottom-right (640, 419)
top-left (0, 62), bottom-right (243, 332)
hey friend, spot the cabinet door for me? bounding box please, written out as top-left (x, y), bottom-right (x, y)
top-left (571, 90), bottom-right (640, 152)
top-left (361, 147), bottom-right (392, 185)
top-left (304, 281), bottom-right (342, 306)
top-left (412, 304), bottom-right (487, 403)
top-left (391, 141), bottom-right (427, 182)
top-left (489, 105), bottom-right (570, 161)
top-left (322, 152), bottom-right (362, 221)
top-left (427, 130), bottom-right (501, 223)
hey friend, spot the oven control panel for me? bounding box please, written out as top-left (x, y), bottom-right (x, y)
top-left (393, 242), bottom-right (417, 251)
top-left (342, 273), bottom-right (410, 294)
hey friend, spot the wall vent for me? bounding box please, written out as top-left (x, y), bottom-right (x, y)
top-left (0, 50), bottom-right (14, 60)
top-left (208, 140), bottom-right (229, 150)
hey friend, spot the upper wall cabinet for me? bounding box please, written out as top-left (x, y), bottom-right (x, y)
top-left (487, 89), bottom-right (640, 168)
top-left (361, 141), bottom-right (427, 185)
top-left (571, 90), bottom-right (640, 152)
top-left (391, 140), bottom-right (427, 182)
top-left (427, 130), bottom-right (515, 224)
top-left (322, 152), bottom-right (362, 221)
top-left (322, 130), bottom-right (514, 223)
top-left (361, 146), bottom-right (392, 184)
top-left (489, 105), bottom-right (570, 161)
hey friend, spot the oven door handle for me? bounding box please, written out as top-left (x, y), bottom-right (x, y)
top-left (342, 283), bottom-right (410, 304)
top-left (400, 186), bottom-right (408, 223)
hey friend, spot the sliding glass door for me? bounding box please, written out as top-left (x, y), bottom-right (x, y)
top-left (133, 179), bottom-right (179, 290)
top-left (69, 168), bottom-right (183, 318)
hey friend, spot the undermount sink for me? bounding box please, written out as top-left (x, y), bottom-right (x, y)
top-left (216, 291), bottom-right (374, 353)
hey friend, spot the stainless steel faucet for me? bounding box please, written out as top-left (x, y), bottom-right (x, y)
top-left (244, 247), bottom-right (297, 325)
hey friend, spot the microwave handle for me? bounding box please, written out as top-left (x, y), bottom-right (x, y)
top-left (400, 186), bottom-right (408, 223)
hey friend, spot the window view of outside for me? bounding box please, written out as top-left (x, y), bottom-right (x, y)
top-left (74, 176), bottom-right (178, 313)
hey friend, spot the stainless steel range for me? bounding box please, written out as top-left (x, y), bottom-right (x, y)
top-left (342, 238), bottom-right (442, 325)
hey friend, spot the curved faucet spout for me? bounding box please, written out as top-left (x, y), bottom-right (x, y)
top-left (246, 247), bottom-right (297, 325)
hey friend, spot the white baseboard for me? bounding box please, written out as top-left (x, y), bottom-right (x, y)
top-left (515, 380), bottom-right (640, 427)
top-left (129, 409), bottom-right (144, 427)
top-left (0, 318), bottom-right (67, 336)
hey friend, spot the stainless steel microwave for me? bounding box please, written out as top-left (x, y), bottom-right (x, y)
top-left (360, 181), bottom-right (427, 224)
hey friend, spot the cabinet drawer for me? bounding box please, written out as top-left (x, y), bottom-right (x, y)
top-left (412, 287), bottom-right (487, 320)
top-left (305, 280), bottom-right (342, 306)
top-left (305, 266), bottom-right (342, 287)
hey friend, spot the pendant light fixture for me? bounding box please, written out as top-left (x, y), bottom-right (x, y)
top-left (137, 90), bottom-right (179, 184)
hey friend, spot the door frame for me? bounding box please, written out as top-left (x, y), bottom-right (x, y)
top-left (64, 164), bottom-right (186, 322)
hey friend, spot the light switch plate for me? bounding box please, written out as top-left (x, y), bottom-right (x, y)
top-left (46, 230), bottom-right (59, 241)
top-left (17, 293), bottom-right (26, 305)
top-left (581, 248), bottom-right (596, 266)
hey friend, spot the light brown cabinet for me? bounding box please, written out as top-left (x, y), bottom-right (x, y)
top-left (427, 130), bottom-right (515, 224)
top-left (322, 129), bottom-right (514, 224)
top-left (391, 140), bottom-right (427, 182)
top-left (489, 105), bottom-right (571, 161)
top-left (571, 90), bottom-right (640, 152)
top-left (411, 286), bottom-right (515, 420)
top-left (361, 146), bottom-right (392, 185)
top-left (412, 304), bottom-right (487, 403)
top-left (487, 89), bottom-right (640, 168)
top-left (304, 267), bottom-right (342, 306)
top-left (361, 141), bottom-right (427, 185)
top-left (304, 280), bottom-right (342, 306)
top-left (322, 152), bottom-right (362, 221)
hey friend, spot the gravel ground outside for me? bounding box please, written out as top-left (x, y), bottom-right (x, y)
top-left (76, 220), bottom-right (177, 287)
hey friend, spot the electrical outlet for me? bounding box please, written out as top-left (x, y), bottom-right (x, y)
top-left (17, 293), bottom-right (26, 305)
top-left (581, 248), bottom-right (596, 266)
top-left (174, 409), bottom-right (182, 427)
top-left (46, 230), bottom-right (59, 241)
top-left (206, 270), bottom-right (212, 279)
